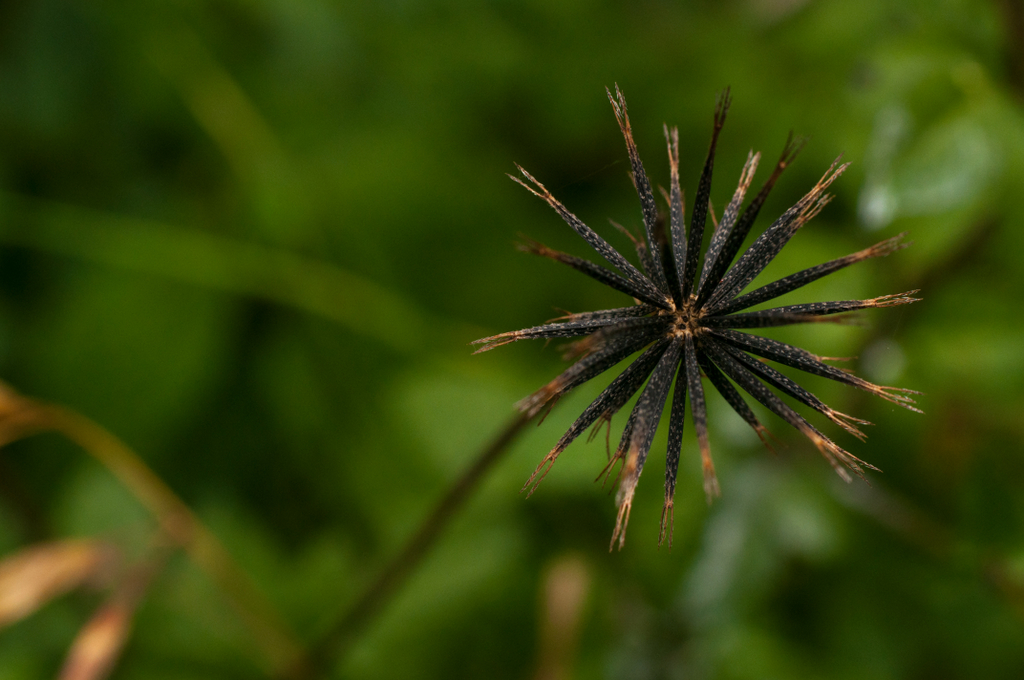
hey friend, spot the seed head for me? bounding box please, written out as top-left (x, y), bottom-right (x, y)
top-left (474, 86), bottom-right (921, 550)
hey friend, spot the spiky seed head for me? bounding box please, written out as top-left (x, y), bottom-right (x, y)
top-left (474, 87), bottom-right (921, 549)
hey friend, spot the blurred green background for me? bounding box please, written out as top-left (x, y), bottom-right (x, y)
top-left (2, 0), bottom-right (1024, 677)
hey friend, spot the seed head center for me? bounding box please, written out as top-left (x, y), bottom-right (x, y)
top-left (669, 296), bottom-right (703, 338)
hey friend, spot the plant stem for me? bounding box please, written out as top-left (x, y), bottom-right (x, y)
top-left (294, 410), bottom-right (532, 678)
top-left (0, 396), bottom-right (305, 674)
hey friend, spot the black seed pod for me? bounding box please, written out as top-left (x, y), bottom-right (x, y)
top-left (474, 86), bottom-right (921, 549)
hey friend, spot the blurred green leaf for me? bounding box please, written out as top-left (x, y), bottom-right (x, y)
top-left (1, 0), bottom-right (1023, 676)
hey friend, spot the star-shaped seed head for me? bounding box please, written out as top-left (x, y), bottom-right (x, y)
top-left (474, 86), bottom-right (921, 550)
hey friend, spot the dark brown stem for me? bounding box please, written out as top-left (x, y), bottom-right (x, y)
top-left (293, 410), bottom-right (532, 679)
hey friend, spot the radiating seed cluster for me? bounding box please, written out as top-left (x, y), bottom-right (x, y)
top-left (474, 86), bottom-right (921, 549)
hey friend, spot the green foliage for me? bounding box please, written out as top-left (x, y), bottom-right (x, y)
top-left (1, 0), bottom-right (1023, 677)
